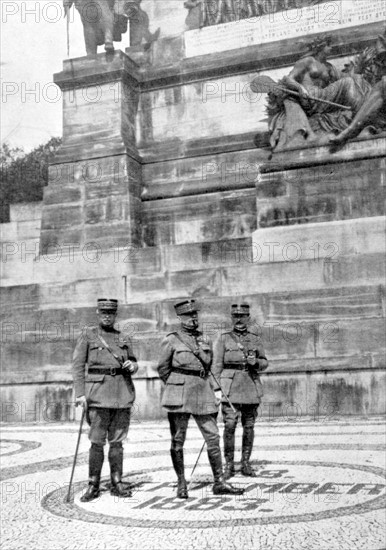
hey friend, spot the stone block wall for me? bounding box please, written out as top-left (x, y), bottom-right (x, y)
top-left (0, 9), bottom-right (385, 422)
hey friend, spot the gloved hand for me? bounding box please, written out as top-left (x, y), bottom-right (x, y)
top-left (214, 389), bottom-right (222, 407)
top-left (122, 360), bottom-right (138, 374)
top-left (246, 351), bottom-right (257, 366)
top-left (196, 340), bottom-right (212, 366)
top-left (76, 395), bottom-right (88, 410)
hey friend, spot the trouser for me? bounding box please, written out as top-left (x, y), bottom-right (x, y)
top-left (222, 403), bottom-right (259, 462)
top-left (86, 407), bottom-right (131, 482)
top-left (168, 412), bottom-right (223, 481)
top-left (87, 407), bottom-right (131, 445)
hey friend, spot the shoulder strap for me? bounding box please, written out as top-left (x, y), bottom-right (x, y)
top-left (173, 331), bottom-right (199, 354)
top-left (97, 332), bottom-right (123, 367)
top-left (173, 331), bottom-right (207, 369)
top-left (228, 331), bottom-right (249, 361)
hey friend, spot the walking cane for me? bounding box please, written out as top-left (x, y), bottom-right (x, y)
top-left (209, 371), bottom-right (237, 413)
top-left (188, 440), bottom-right (206, 491)
top-left (65, 406), bottom-right (86, 502)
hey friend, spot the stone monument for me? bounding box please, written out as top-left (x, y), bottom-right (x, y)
top-left (1, 0), bottom-right (385, 422)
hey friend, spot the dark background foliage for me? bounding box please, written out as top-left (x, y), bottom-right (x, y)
top-left (0, 137), bottom-right (62, 223)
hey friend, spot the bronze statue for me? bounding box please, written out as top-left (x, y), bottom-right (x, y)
top-left (125, 0), bottom-right (160, 50)
top-left (184, 0), bottom-right (203, 29)
top-left (331, 30), bottom-right (386, 145)
top-left (64, 0), bottom-right (129, 56)
top-left (254, 35), bottom-right (375, 152)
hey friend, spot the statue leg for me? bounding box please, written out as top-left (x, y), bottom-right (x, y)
top-left (99, 1), bottom-right (114, 52)
top-left (82, 21), bottom-right (98, 56)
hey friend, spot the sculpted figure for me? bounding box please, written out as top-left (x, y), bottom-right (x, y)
top-left (125, 0), bottom-right (160, 49)
top-left (331, 30), bottom-right (386, 145)
top-left (266, 36), bottom-right (372, 151)
top-left (185, 0), bottom-right (324, 28)
top-left (184, 0), bottom-right (203, 29)
top-left (64, 0), bottom-right (129, 55)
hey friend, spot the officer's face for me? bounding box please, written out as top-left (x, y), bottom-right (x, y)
top-left (97, 309), bottom-right (117, 328)
top-left (232, 313), bottom-right (249, 331)
top-left (179, 311), bottom-right (199, 330)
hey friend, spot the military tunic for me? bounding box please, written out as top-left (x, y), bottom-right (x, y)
top-left (213, 330), bottom-right (268, 404)
top-left (72, 325), bottom-right (137, 409)
top-left (158, 329), bottom-right (218, 415)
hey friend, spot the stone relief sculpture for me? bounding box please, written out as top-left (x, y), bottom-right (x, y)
top-left (331, 30), bottom-right (386, 145)
top-left (185, 0), bottom-right (324, 29)
top-left (64, 0), bottom-right (159, 56)
top-left (251, 34), bottom-right (386, 152)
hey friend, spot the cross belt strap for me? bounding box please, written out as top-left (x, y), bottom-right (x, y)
top-left (172, 332), bottom-right (209, 371)
top-left (96, 332), bottom-right (124, 367)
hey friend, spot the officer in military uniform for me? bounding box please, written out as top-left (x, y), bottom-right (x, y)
top-left (213, 302), bottom-right (268, 479)
top-left (158, 299), bottom-right (244, 499)
top-left (72, 298), bottom-right (138, 502)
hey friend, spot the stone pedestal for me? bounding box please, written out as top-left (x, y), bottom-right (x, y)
top-left (257, 138), bottom-right (386, 228)
top-left (40, 51), bottom-right (142, 251)
top-left (1, 18), bottom-right (386, 421)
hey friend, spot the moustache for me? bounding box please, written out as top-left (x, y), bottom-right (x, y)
top-left (184, 319), bottom-right (198, 327)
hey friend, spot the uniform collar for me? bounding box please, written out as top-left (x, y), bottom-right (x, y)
top-left (180, 327), bottom-right (200, 337)
top-left (99, 325), bottom-right (118, 334)
top-left (233, 327), bottom-right (248, 336)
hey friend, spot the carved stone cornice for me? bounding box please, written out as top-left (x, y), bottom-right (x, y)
top-left (54, 50), bottom-right (140, 91)
top-left (137, 22), bottom-right (383, 92)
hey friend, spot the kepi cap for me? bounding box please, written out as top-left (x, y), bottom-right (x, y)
top-left (97, 298), bottom-right (118, 312)
top-left (174, 299), bottom-right (199, 315)
top-left (231, 302), bottom-right (250, 315)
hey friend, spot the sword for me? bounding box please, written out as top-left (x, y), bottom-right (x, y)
top-left (64, 2), bottom-right (71, 58)
top-left (250, 74), bottom-right (351, 111)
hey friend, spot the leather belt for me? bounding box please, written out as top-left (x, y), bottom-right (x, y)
top-left (171, 367), bottom-right (207, 378)
top-left (224, 364), bottom-right (249, 371)
top-left (88, 367), bottom-right (124, 376)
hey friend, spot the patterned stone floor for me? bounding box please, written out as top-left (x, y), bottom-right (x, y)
top-left (1, 416), bottom-right (385, 550)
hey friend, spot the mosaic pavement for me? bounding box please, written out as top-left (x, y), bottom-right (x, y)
top-left (1, 416), bottom-right (385, 549)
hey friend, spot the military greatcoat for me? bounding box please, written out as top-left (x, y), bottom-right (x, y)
top-left (212, 330), bottom-right (268, 404)
top-left (72, 326), bottom-right (137, 408)
top-left (158, 329), bottom-right (218, 415)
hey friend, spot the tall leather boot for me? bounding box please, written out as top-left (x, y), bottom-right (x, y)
top-left (241, 426), bottom-right (256, 477)
top-left (80, 443), bottom-right (104, 502)
top-left (208, 447), bottom-right (244, 495)
top-left (170, 449), bottom-right (188, 499)
top-left (223, 428), bottom-right (235, 480)
top-left (109, 443), bottom-right (132, 497)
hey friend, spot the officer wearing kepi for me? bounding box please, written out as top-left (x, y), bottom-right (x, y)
top-left (158, 299), bottom-right (244, 499)
top-left (72, 298), bottom-right (138, 502)
top-left (213, 302), bottom-right (268, 479)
